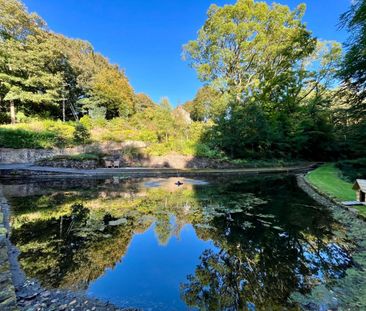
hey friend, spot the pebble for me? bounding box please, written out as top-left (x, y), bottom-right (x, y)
top-left (15, 280), bottom-right (133, 311)
top-left (69, 299), bottom-right (77, 305)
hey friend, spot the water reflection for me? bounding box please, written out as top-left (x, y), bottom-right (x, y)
top-left (5, 175), bottom-right (351, 310)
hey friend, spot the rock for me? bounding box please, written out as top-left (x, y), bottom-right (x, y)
top-left (109, 218), bottom-right (128, 226)
top-left (69, 299), bottom-right (77, 305)
top-left (24, 292), bottom-right (39, 300)
top-left (41, 290), bottom-right (51, 297)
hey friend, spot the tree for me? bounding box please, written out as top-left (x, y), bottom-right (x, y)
top-left (0, 0), bottom-right (64, 123)
top-left (0, 0), bottom-right (43, 41)
top-left (86, 67), bottom-right (135, 119)
top-left (0, 36), bottom-right (64, 123)
top-left (138, 97), bottom-right (175, 143)
top-left (183, 0), bottom-right (316, 101)
top-left (183, 86), bottom-right (220, 121)
top-left (336, 0), bottom-right (366, 158)
top-left (184, 0), bottom-right (342, 160)
top-left (0, 0), bottom-right (138, 123)
top-left (134, 93), bottom-right (157, 112)
top-left (340, 0), bottom-right (366, 102)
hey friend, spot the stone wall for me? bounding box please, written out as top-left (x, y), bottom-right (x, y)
top-left (0, 141), bottom-right (147, 164)
top-left (38, 159), bottom-right (98, 169)
top-left (0, 187), bottom-right (18, 310)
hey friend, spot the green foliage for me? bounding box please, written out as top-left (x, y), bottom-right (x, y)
top-left (0, 0), bottom-right (140, 123)
top-left (335, 0), bottom-right (366, 159)
top-left (79, 115), bottom-right (92, 129)
top-left (183, 0), bottom-right (316, 97)
top-left (86, 67), bottom-right (135, 119)
top-left (183, 0), bottom-right (343, 161)
top-left (0, 0), bottom-right (364, 163)
top-left (340, 0), bottom-right (366, 102)
top-left (183, 86), bottom-right (220, 121)
top-left (73, 122), bottom-right (90, 145)
top-left (0, 127), bottom-right (58, 148)
top-left (336, 158), bottom-right (366, 181)
top-left (134, 93), bottom-right (157, 112)
top-left (0, 120), bottom-right (78, 148)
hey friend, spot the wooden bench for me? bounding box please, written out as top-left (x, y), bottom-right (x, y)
top-left (104, 160), bottom-right (113, 168)
top-left (104, 160), bottom-right (120, 168)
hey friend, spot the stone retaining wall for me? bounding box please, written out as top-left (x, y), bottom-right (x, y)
top-left (0, 187), bottom-right (18, 310)
top-left (0, 141), bottom-right (147, 164)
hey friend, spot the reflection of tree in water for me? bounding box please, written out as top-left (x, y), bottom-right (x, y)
top-left (8, 175), bottom-right (352, 307)
top-left (181, 178), bottom-right (351, 310)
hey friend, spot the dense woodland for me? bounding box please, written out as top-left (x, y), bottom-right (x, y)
top-left (0, 0), bottom-right (365, 161)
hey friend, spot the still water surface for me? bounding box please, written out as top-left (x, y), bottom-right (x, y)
top-left (5, 175), bottom-right (353, 310)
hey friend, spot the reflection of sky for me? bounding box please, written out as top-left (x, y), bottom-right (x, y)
top-left (87, 223), bottom-right (217, 311)
top-left (303, 243), bottom-right (350, 281)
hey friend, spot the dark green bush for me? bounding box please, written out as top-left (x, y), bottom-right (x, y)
top-left (73, 123), bottom-right (91, 145)
top-left (336, 158), bottom-right (366, 181)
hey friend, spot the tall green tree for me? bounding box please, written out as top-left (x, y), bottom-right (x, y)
top-left (340, 0), bottom-right (366, 103)
top-left (86, 67), bottom-right (135, 119)
top-left (0, 0), bottom-right (64, 123)
top-left (134, 93), bottom-right (157, 112)
top-left (335, 0), bottom-right (366, 158)
top-left (183, 0), bottom-right (316, 101)
top-left (184, 0), bottom-right (342, 160)
top-left (183, 86), bottom-right (220, 121)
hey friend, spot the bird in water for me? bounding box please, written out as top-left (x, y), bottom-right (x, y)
top-left (175, 181), bottom-right (184, 186)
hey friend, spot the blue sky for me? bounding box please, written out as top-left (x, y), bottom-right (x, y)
top-left (23, 0), bottom-right (351, 106)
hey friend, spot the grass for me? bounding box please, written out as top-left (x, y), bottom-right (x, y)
top-left (306, 163), bottom-right (366, 217)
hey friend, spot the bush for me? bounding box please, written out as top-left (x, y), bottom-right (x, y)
top-left (121, 146), bottom-right (144, 160)
top-left (79, 115), bottom-right (93, 129)
top-left (73, 123), bottom-right (91, 145)
top-left (0, 128), bottom-right (59, 149)
top-left (336, 158), bottom-right (366, 181)
top-left (0, 113), bottom-right (10, 124)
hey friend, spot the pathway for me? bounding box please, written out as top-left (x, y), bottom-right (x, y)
top-left (0, 163), bottom-right (317, 178)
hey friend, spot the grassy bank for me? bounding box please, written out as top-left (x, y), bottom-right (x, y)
top-left (306, 163), bottom-right (366, 216)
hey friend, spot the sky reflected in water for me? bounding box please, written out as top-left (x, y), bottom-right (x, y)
top-left (4, 175), bottom-right (353, 310)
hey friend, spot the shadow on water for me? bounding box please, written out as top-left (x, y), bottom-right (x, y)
top-left (2, 174), bottom-right (355, 310)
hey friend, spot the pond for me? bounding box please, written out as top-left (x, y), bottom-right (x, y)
top-left (2, 174), bottom-right (358, 310)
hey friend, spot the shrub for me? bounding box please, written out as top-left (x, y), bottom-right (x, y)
top-left (79, 115), bottom-right (93, 129)
top-left (0, 128), bottom-right (58, 149)
top-left (73, 123), bottom-right (91, 145)
top-left (121, 146), bottom-right (145, 160)
top-left (0, 113), bottom-right (10, 124)
top-left (336, 158), bottom-right (366, 181)
top-left (194, 143), bottom-right (222, 158)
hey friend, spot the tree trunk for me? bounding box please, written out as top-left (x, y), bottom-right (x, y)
top-left (10, 100), bottom-right (16, 124)
top-left (62, 99), bottom-right (66, 122)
